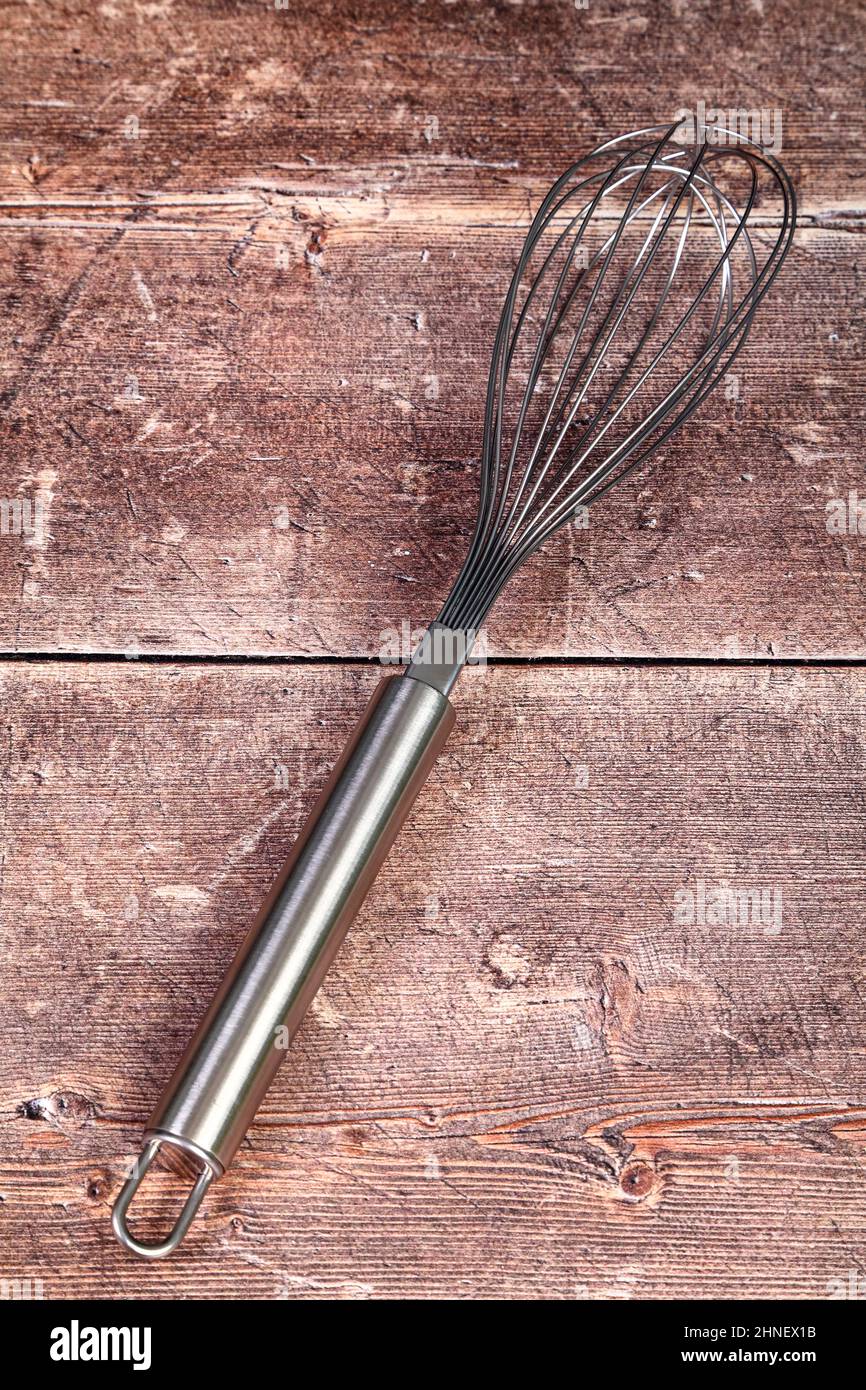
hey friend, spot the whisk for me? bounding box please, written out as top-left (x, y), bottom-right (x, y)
top-left (113, 120), bottom-right (796, 1256)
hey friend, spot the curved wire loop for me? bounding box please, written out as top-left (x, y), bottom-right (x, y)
top-left (438, 121), bottom-right (797, 632)
top-left (112, 1138), bottom-right (216, 1260)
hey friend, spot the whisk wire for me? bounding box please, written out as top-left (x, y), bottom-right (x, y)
top-left (457, 128), bottom-right (677, 594)
top-left (437, 122), bottom-right (796, 634)
top-left (450, 127), bottom-right (689, 627)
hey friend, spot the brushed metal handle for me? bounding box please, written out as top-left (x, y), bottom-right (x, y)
top-left (113, 672), bottom-right (455, 1257)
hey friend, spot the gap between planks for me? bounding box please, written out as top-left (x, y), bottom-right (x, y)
top-left (0, 651), bottom-right (864, 669)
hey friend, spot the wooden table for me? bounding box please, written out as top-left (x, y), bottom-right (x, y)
top-left (1, 0), bottom-right (863, 1300)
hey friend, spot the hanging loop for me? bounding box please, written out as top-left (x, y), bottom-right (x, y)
top-left (112, 1137), bottom-right (216, 1259)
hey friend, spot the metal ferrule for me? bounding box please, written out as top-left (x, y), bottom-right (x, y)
top-left (113, 672), bottom-right (454, 1257)
top-left (405, 622), bottom-right (475, 695)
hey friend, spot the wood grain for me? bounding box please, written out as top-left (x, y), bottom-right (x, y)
top-left (0, 0), bottom-right (863, 210)
top-left (0, 219), bottom-right (862, 658)
top-left (0, 662), bottom-right (864, 1299)
top-left (0, 1), bottom-right (863, 660)
top-left (0, 0), bottom-right (864, 1303)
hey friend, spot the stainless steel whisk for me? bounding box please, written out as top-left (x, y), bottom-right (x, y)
top-left (113, 121), bottom-right (796, 1256)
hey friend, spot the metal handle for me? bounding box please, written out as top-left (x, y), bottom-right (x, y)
top-left (113, 671), bottom-right (455, 1256)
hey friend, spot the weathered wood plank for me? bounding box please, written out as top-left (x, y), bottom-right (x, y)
top-left (0, 0), bottom-right (862, 213)
top-left (0, 221), bottom-right (862, 659)
top-left (1, 0), bottom-right (863, 662)
top-left (1, 0), bottom-right (864, 1308)
top-left (1, 662), bottom-right (864, 1298)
